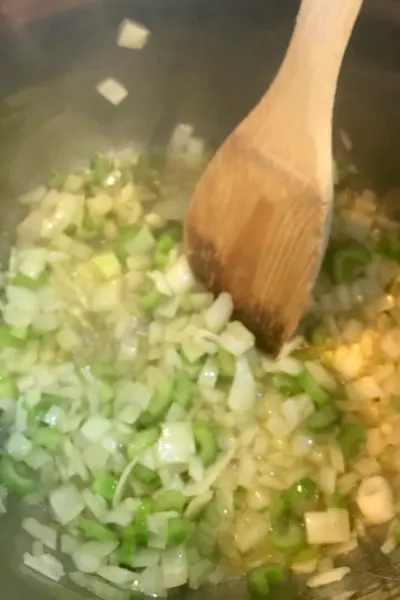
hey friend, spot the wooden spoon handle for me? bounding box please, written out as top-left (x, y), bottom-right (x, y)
top-left (279, 0), bottom-right (363, 117)
top-left (246, 0), bottom-right (363, 190)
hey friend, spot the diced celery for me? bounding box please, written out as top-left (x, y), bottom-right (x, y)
top-left (271, 373), bottom-right (302, 396)
top-left (82, 205), bottom-right (97, 232)
top-left (297, 371), bottom-right (330, 406)
top-left (338, 421), bottom-right (367, 459)
top-left (247, 563), bottom-right (285, 599)
top-left (307, 403), bottom-right (341, 432)
top-left (90, 153), bottom-right (112, 185)
top-left (127, 428), bottom-right (160, 460)
top-left (134, 498), bottom-right (152, 546)
top-left (217, 349), bottom-right (236, 378)
top-left (137, 379), bottom-right (174, 428)
top-left (78, 518), bottom-right (118, 541)
top-left (269, 520), bottom-right (305, 554)
top-left (116, 224), bottom-right (142, 261)
top-left (33, 427), bottom-right (63, 450)
top-left (138, 288), bottom-right (165, 314)
top-left (92, 471), bottom-right (118, 501)
top-left (119, 523), bottom-right (136, 565)
top-left (92, 252), bottom-right (121, 279)
top-left (283, 477), bottom-right (320, 517)
top-left (0, 371), bottom-right (18, 398)
top-left (12, 268), bottom-right (49, 291)
top-left (0, 325), bottom-right (25, 349)
top-left (153, 490), bottom-right (186, 514)
top-left (0, 457), bottom-right (35, 495)
top-left (166, 517), bottom-right (192, 546)
top-left (192, 421), bottom-right (219, 467)
top-left (131, 464), bottom-right (161, 490)
top-left (153, 232), bottom-right (176, 267)
top-left (174, 372), bottom-right (194, 408)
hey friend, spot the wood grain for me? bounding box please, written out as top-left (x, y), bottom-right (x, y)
top-left (185, 0), bottom-right (363, 355)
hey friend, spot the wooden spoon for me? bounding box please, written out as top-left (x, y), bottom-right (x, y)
top-left (185, 0), bottom-right (363, 354)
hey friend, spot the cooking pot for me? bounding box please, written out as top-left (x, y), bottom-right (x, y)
top-left (1, 1), bottom-right (400, 599)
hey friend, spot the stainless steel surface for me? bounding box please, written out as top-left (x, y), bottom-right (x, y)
top-left (1, 1), bottom-right (400, 599)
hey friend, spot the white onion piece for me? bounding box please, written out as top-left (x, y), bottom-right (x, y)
top-left (165, 256), bottom-right (196, 294)
top-left (49, 484), bottom-right (85, 525)
top-left (117, 19), bottom-right (150, 50)
top-left (6, 432), bottom-right (32, 459)
top-left (162, 546), bottom-right (188, 589)
top-left (72, 541), bottom-right (118, 574)
top-left (204, 293), bottom-right (233, 332)
top-left (219, 321), bottom-right (255, 356)
top-left (227, 356), bottom-right (255, 413)
top-left (96, 79), bottom-right (128, 106)
top-left (307, 567), bottom-right (350, 588)
top-left (22, 518), bottom-right (57, 550)
top-left (82, 490), bottom-right (109, 522)
top-left (81, 416), bottom-right (111, 442)
top-left (23, 552), bottom-right (65, 582)
top-left (97, 565), bottom-right (136, 586)
top-left (157, 423), bottom-right (196, 465)
top-left (356, 476), bottom-right (395, 524)
top-left (305, 509), bottom-right (350, 545)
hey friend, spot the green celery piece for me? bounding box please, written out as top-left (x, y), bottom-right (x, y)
top-left (82, 205), bottom-right (97, 232)
top-left (271, 373), bottom-right (302, 396)
top-left (324, 240), bottom-right (371, 283)
top-left (0, 458), bottom-right (35, 495)
top-left (326, 490), bottom-right (347, 509)
top-left (0, 371), bottom-right (18, 398)
top-left (131, 464), bottom-right (161, 489)
top-left (78, 518), bottom-right (118, 541)
top-left (0, 325), bottom-right (25, 349)
top-left (127, 428), bottom-right (160, 461)
top-left (338, 422), bottom-right (367, 459)
top-left (292, 547), bottom-right (320, 564)
top-left (376, 233), bottom-right (400, 263)
top-left (166, 517), bottom-right (193, 547)
top-left (134, 152), bottom-right (163, 195)
top-left (92, 471), bottom-right (118, 501)
top-left (33, 427), bottom-right (63, 450)
top-left (134, 498), bottom-right (153, 546)
top-left (153, 232), bottom-right (176, 267)
top-left (97, 380), bottom-right (114, 404)
top-left (247, 564), bottom-right (285, 599)
top-left (297, 371), bottom-right (330, 406)
top-left (192, 421), bottom-right (219, 467)
top-left (90, 153), bottom-right (112, 184)
top-left (119, 523), bottom-right (136, 565)
top-left (310, 325), bottom-right (328, 346)
top-left (153, 490), bottom-right (186, 514)
top-left (88, 362), bottom-right (119, 382)
top-left (193, 527), bottom-right (218, 559)
top-left (174, 372), bottom-right (194, 408)
top-left (217, 349), bottom-right (236, 378)
top-left (393, 521), bottom-right (400, 543)
top-left (269, 520), bottom-right (305, 554)
top-left (283, 477), bottom-right (320, 517)
top-left (116, 224), bottom-right (142, 261)
top-left (138, 288), bottom-right (165, 314)
top-left (307, 403), bottom-right (341, 432)
top-left (28, 397), bottom-right (53, 425)
top-left (137, 379), bottom-right (174, 428)
top-left (392, 396), bottom-right (400, 412)
top-left (203, 499), bottom-right (221, 527)
top-left (13, 268), bottom-right (49, 291)
top-left (49, 169), bottom-right (67, 190)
